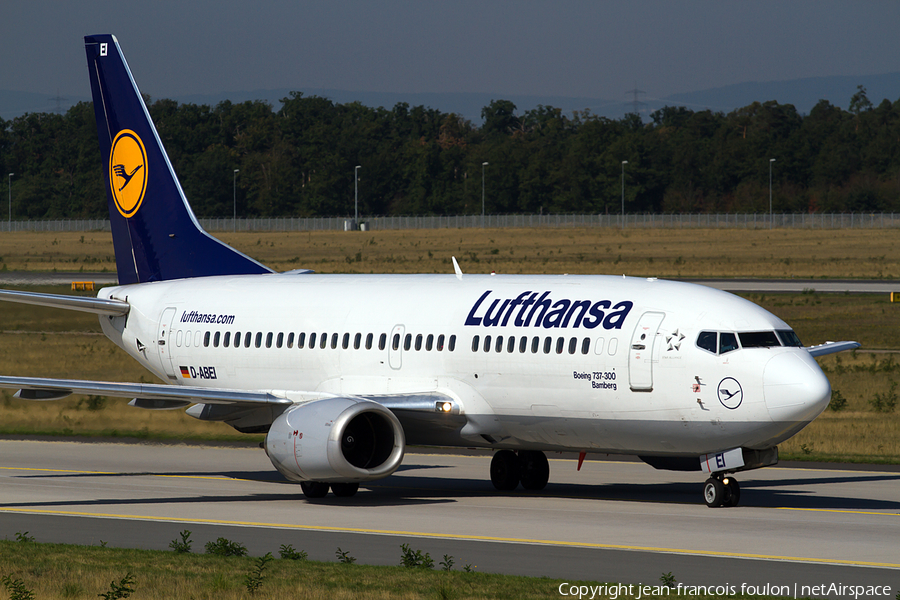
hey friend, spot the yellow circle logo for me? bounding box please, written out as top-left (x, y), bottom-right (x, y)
top-left (109, 130), bottom-right (148, 218)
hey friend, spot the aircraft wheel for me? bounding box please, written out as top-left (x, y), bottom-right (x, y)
top-left (519, 450), bottom-right (550, 490)
top-left (723, 477), bottom-right (741, 507)
top-left (490, 450), bottom-right (520, 491)
top-left (703, 477), bottom-right (726, 508)
top-left (330, 482), bottom-right (360, 497)
top-left (300, 481), bottom-right (330, 499)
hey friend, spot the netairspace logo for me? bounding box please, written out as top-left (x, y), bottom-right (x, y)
top-left (556, 582), bottom-right (895, 599)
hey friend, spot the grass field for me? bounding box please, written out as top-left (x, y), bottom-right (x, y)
top-left (0, 229), bottom-right (899, 461)
top-left (1, 227), bottom-right (900, 278)
top-left (0, 538), bottom-right (813, 600)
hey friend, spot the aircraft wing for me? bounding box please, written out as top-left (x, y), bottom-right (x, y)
top-left (0, 289), bottom-right (129, 316)
top-left (0, 375), bottom-right (290, 407)
top-left (0, 375), bottom-right (462, 417)
top-left (805, 341), bottom-right (861, 357)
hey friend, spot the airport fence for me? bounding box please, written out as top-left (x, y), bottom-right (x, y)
top-left (1, 212), bottom-right (899, 232)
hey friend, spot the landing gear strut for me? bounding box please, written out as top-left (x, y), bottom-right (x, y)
top-left (490, 450), bottom-right (550, 491)
top-left (703, 475), bottom-right (740, 507)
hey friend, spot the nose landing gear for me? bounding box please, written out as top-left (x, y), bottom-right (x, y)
top-left (703, 475), bottom-right (740, 507)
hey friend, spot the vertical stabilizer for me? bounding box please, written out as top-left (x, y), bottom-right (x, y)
top-left (84, 35), bottom-right (272, 284)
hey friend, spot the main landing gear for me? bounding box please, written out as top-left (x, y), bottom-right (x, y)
top-left (300, 481), bottom-right (359, 499)
top-left (703, 474), bottom-right (740, 508)
top-left (490, 450), bottom-right (550, 491)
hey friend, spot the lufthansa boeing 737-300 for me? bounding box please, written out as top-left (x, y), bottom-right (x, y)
top-left (0, 35), bottom-right (860, 507)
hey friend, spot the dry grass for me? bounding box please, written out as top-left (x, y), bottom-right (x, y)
top-left (1, 227), bottom-right (900, 278)
top-left (0, 539), bottom-right (798, 600)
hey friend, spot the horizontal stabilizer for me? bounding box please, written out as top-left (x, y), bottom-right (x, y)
top-left (0, 289), bottom-right (129, 316)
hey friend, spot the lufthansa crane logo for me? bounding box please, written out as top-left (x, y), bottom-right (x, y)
top-left (717, 377), bottom-right (743, 409)
top-left (109, 129), bottom-right (147, 218)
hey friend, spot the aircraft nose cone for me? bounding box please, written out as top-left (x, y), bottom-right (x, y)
top-left (763, 351), bottom-right (830, 423)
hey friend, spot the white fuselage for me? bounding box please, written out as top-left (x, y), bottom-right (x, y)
top-left (97, 273), bottom-right (831, 457)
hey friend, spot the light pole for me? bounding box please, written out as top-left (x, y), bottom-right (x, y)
top-left (620, 161), bottom-right (628, 228)
top-left (7, 173), bottom-right (13, 231)
top-left (354, 165), bottom-right (361, 227)
top-left (769, 158), bottom-right (775, 228)
top-left (233, 169), bottom-right (239, 232)
top-left (481, 162), bottom-right (488, 228)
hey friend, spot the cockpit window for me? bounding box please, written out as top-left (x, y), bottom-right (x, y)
top-left (719, 332), bottom-right (739, 354)
top-left (697, 331), bottom-right (717, 354)
top-left (776, 329), bottom-right (803, 347)
top-left (739, 331), bottom-right (781, 348)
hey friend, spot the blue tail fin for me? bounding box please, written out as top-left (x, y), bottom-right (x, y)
top-left (84, 35), bottom-right (272, 284)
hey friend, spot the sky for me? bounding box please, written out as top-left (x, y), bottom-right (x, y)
top-left (3, 1), bottom-right (900, 107)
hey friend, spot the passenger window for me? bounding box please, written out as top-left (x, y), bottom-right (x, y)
top-left (532, 336), bottom-right (540, 353)
top-left (483, 335), bottom-right (492, 353)
top-left (354, 333), bottom-right (361, 350)
top-left (556, 337), bottom-right (565, 354)
top-left (276, 332), bottom-right (284, 348)
top-left (195, 331), bottom-right (202, 347)
top-left (543, 337), bottom-right (552, 354)
top-left (298, 332), bottom-right (306, 349)
top-left (287, 332), bottom-right (294, 348)
top-left (308, 332), bottom-right (316, 348)
top-left (244, 332), bottom-right (251, 348)
top-left (507, 336), bottom-right (516, 353)
top-left (426, 334), bottom-right (433, 351)
top-left (471, 335), bottom-right (480, 352)
top-left (342, 333), bottom-right (350, 349)
top-left (223, 331), bottom-right (230, 348)
top-left (379, 333), bottom-right (387, 350)
top-left (495, 335), bottom-right (503, 353)
top-left (176, 330), bottom-right (183, 347)
top-left (185, 330), bottom-right (192, 348)
top-left (581, 337), bottom-right (590, 355)
top-left (265, 332), bottom-right (273, 348)
top-left (608, 338), bottom-right (618, 355)
top-left (594, 337), bottom-right (604, 355)
top-left (404, 334), bottom-right (412, 351)
top-left (696, 331), bottom-right (717, 354)
top-left (568, 337), bottom-right (577, 354)
top-left (204, 331), bottom-right (210, 347)
top-left (519, 336), bottom-right (527, 353)
top-left (392, 333), bottom-right (401, 351)
top-left (256, 332), bottom-right (263, 348)
top-left (213, 331), bottom-right (220, 347)
top-left (320, 333), bottom-right (328, 349)
top-left (720, 332), bottom-right (739, 354)
top-left (366, 333), bottom-right (373, 350)
top-left (415, 334), bottom-right (423, 351)
top-left (331, 333), bottom-right (339, 349)
top-left (448, 335), bottom-right (456, 351)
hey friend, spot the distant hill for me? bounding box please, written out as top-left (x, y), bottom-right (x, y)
top-left (4, 72), bottom-right (900, 124)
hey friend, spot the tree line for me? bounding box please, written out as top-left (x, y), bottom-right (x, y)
top-left (1, 86), bottom-right (899, 219)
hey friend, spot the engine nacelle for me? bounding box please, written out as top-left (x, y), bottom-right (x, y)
top-left (265, 397), bottom-right (405, 483)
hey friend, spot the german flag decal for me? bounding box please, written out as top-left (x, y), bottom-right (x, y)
top-left (180, 366), bottom-right (190, 378)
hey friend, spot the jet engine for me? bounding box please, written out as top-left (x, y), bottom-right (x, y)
top-left (265, 397), bottom-right (405, 483)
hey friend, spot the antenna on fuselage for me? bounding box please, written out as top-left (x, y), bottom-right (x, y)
top-left (452, 256), bottom-right (463, 280)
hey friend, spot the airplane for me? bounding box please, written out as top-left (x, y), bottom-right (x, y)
top-left (0, 34), bottom-right (860, 507)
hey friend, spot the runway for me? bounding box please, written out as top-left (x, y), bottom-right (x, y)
top-left (0, 440), bottom-right (897, 597)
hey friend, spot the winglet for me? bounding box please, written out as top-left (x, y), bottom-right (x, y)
top-left (84, 35), bottom-right (273, 284)
top-left (452, 256), bottom-right (463, 280)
